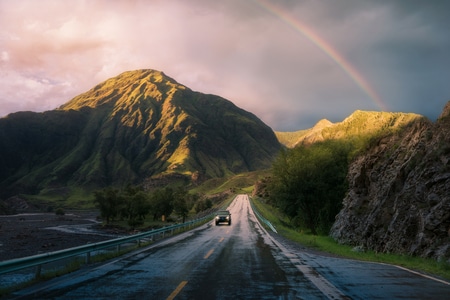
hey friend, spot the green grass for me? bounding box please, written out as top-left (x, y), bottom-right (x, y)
top-left (190, 169), bottom-right (270, 195)
top-left (251, 197), bottom-right (450, 281)
top-left (22, 187), bottom-right (96, 211)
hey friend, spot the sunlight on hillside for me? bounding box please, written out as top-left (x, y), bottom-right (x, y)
top-left (276, 111), bottom-right (423, 148)
top-left (59, 70), bottom-right (190, 112)
top-left (167, 137), bottom-right (191, 172)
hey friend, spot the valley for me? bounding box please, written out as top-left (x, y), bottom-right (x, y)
top-left (0, 69), bottom-right (448, 268)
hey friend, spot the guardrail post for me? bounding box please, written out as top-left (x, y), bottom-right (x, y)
top-left (117, 244), bottom-right (121, 253)
top-left (137, 239), bottom-right (141, 247)
top-left (86, 252), bottom-right (91, 264)
top-left (34, 251), bottom-right (43, 279)
top-left (35, 264), bottom-right (42, 279)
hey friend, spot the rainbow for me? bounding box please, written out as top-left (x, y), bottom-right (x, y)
top-left (254, 0), bottom-right (388, 111)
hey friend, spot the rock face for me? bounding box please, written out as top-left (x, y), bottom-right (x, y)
top-left (331, 101), bottom-right (450, 261)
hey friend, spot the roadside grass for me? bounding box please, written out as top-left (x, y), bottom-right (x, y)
top-left (251, 196), bottom-right (450, 281)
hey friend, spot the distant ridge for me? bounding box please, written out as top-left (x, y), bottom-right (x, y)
top-left (275, 110), bottom-right (423, 148)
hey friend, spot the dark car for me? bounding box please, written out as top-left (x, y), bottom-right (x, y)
top-left (215, 210), bottom-right (231, 226)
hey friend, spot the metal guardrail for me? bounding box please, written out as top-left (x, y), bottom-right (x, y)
top-left (249, 198), bottom-right (278, 233)
top-left (0, 214), bottom-right (214, 277)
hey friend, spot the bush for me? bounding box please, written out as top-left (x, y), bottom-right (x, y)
top-left (55, 207), bottom-right (65, 216)
top-left (269, 140), bottom-right (351, 234)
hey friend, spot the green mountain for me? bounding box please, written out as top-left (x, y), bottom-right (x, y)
top-left (0, 69), bottom-right (281, 200)
top-left (275, 110), bottom-right (423, 148)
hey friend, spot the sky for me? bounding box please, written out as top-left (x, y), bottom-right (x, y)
top-left (1, 0), bottom-right (449, 131)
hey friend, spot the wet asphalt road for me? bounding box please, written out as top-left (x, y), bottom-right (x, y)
top-left (10, 194), bottom-right (450, 299)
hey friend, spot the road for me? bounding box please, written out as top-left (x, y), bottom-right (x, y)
top-left (9, 194), bottom-right (450, 299)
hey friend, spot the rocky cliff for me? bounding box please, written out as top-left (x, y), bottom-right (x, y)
top-left (331, 101), bottom-right (450, 261)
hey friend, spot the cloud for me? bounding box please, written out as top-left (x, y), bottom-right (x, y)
top-left (0, 0), bottom-right (449, 131)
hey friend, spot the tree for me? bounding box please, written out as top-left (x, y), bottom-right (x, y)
top-left (121, 185), bottom-right (150, 228)
top-left (269, 140), bottom-right (350, 234)
top-left (172, 188), bottom-right (190, 223)
top-left (94, 187), bottom-right (123, 224)
top-left (149, 187), bottom-right (174, 221)
top-left (194, 198), bottom-right (212, 213)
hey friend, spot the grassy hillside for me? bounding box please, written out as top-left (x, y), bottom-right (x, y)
top-left (190, 169), bottom-right (271, 195)
top-left (0, 70), bottom-right (281, 206)
top-left (276, 111), bottom-right (423, 148)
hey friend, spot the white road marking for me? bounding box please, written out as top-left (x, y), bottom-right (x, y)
top-left (244, 194), bottom-right (349, 300)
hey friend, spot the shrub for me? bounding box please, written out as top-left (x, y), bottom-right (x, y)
top-left (55, 207), bottom-right (65, 216)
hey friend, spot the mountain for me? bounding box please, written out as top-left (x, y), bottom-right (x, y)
top-left (0, 69), bottom-right (281, 200)
top-left (275, 111), bottom-right (422, 148)
top-left (331, 101), bottom-right (450, 260)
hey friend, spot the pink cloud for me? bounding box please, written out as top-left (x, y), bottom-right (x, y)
top-left (1, 0), bottom-right (448, 130)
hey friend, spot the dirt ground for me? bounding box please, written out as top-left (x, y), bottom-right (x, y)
top-left (0, 211), bottom-right (122, 261)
